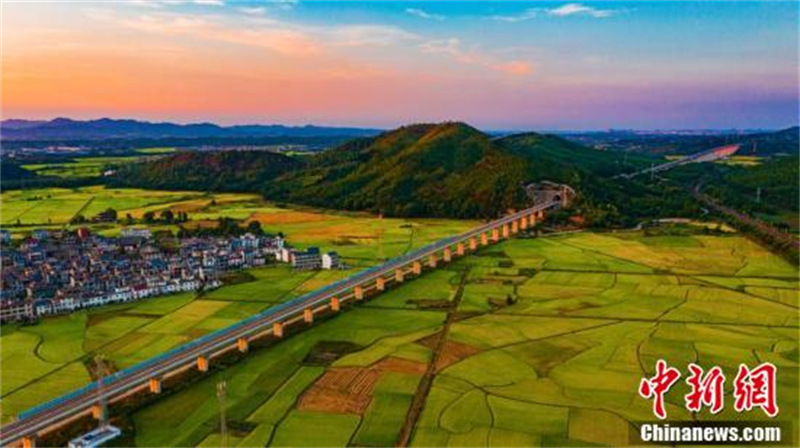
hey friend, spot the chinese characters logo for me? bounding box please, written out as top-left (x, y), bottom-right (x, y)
top-left (639, 360), bottom-right (778, 419)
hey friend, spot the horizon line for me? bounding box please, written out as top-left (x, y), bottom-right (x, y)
top-left (3, 116), bottom-right (797, 135)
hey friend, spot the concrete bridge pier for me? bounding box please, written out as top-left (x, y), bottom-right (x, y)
top-left (376, 277), bottom-right (386, 291)
top-left (528, 215), bottom-right (536, 227)
top-left (22, 436), bottom-right (35, 448)
top-left (456, 243), bottom-right (465, 256)
top-left (520, 217), bottom-right (528, 230)
top-left (443, 248), bottom-right (452, 262)
top-left (469, 238), bottom-right (478, 251)
top-left (511, 220), bottom-right (519, 234)
top-left (149, 378), bottom-right (162, 394)
top-left (330, 297), bottom-right (340, 312)
top-left (196, 355), bottom-right (209, 372)
top-left (428, 254), bottom-right (438, 268)
top-left (91, 404), bottom-right (105, 421)
top-left (273, 322), bottom-right (284, 338)
top-left (412, 261), bottom-right (422, 275)
top-left (303, 308), bottom-right (313, 323)
top-left (237, 337), bottom-right (249, 353)
top-left (536, 210), bottom-right (544, 219)
top-left (491, 228), bottom-right (500, 242)
top-left (354, 285), bottom-right (364, 300)
top-left (480, 233), bottom-right (488, 246)
top-left (502, 224), bottom-right (510, 238)
top-left (395, 269), bottom-right (405, 283)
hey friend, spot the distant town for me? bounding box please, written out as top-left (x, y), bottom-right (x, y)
top-left (0, 227), bottom-right (342, 323)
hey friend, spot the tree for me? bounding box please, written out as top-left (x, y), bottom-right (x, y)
top-left (161, 210), bottom-right (175, 223)
top-left (99, 208), bottom-right (118, 222)
top-left (246, 220), bottom-right (263, 235)
top-left (125, 213), bottom-right (135, 225)
top-left (143, 211), bottom-right (156, 223)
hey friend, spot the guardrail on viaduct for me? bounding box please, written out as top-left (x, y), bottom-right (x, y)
top-left (1, 200), bottom-right (562, 448)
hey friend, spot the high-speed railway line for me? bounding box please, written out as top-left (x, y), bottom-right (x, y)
top-left (0, 201), bottom-right (561, 447)
top-left (616, 144), bottom-right (741, 179)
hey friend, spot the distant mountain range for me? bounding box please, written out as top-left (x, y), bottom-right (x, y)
top-left (0, 118), bottom-right (382, 141)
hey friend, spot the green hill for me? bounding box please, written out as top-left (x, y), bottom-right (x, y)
top-left (111, 150), bottom-right (303, 192)
top-left (108, 122), bottom-right (675, 223)
top-left (495, 132), bottom-right (648, 179)
top-left (265, 123), bottom-right (530, 218)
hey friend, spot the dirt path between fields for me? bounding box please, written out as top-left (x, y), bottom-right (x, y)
top-left (395, 265), bottom-right (470, 447)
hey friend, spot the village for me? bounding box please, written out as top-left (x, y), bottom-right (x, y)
top-left (0, 227), bottom-right (342, 323)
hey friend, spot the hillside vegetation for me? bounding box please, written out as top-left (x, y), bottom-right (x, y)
top-left (111, 150), bottom-right (302, 192)
top-left (266, 123), bottom-right (531, 218)
top-left (709, 156), bottom-right (799, 213)
top-left (110, 122), bottom-right (702, 224)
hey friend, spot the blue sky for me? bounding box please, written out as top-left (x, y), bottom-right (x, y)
top-left (2, 1), bottom-right (798, 130)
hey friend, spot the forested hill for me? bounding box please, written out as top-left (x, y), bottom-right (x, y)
top-left (495, 132), bottom-right (635, 178)
top-left (264, 123), bottom-right (530, 217)
top-left (110, 122), bottom-right (660, 220)
top-left (110, 150), bottom-right (303, 192)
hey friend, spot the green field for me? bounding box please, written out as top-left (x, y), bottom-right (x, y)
top-left (0, 186), bottom-right (210, 227)
top-left (124, 232), bottom-right (797, 447)
top-left (0, 186), bottom-right (477, 268)
top-left (21, 156), bottom-right (141, 179)
top-left (0, 207), bottom-right (797, 446)
top-left (0, 194), bottom-right (474, 425)
top-left (18, 149), bottom-right (176, 179)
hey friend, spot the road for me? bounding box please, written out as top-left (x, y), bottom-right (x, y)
top-left (0, 201), bottom-right (559, 445)
top-left (617, 144), bottom-right (741, 179)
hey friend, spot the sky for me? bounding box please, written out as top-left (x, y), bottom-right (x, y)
top-left (1, 1), bottom-right (798, 130)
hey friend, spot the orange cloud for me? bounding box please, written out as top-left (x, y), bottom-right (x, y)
top-left (493, 61), bottom-right (533, 76)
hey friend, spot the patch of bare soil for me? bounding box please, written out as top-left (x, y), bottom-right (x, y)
top-left (415, 332), bottom-right (441, 350)
top-left (434, 340), bottom-right (480, 372)
top-left (374, 356), bottom-right (427, 374)
top-left (298, 356), bottom-right (426, 415)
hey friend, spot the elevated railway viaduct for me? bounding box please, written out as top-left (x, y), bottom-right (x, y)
top-left (1, 199), bottom-right (566, 447)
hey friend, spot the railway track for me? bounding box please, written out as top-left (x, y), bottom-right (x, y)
top-left (0, 201), bottom-right (559, 446)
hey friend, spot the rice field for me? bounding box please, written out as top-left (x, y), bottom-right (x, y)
top-left (411, 233), bottom-right (798, 447)
top-left (0, 191), bottom-right (472, 424)
top-left (0, 205), bottom-right (797, 446)
top-left (0, 186), bottom-right (209, 227)
top-left (17, 150), bottom-right (175, 179)
top-left (20, 156), bottom-right (141, 179)
top-left (120, 232), bottom-right (800, 447)
top-left (0, 186), bottom-right (478, 269)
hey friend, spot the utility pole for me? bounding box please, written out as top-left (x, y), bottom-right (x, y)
top-left (756, 187), bottom-right (762, 204)
top-left (217, 380), bottom-right (228, 448)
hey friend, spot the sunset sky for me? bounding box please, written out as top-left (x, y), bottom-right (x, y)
top-left (2, 1), bottom-right (798, 130)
